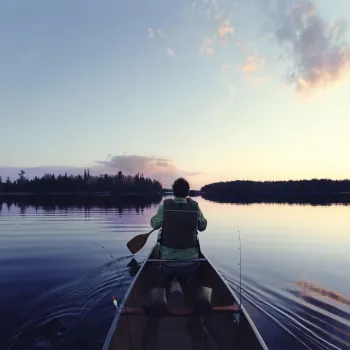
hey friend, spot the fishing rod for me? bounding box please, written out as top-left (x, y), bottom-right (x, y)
top-left (237, 226), bottom-right (242, 309)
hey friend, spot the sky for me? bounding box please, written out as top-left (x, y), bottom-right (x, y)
top-left (1, 0), bottom-right (350, 189)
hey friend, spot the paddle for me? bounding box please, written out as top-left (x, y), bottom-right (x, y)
top-left (126, 228), bottom-right (156, 254)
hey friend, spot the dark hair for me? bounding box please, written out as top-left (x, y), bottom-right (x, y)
top-left (172, 178), bottom-right (190, 198)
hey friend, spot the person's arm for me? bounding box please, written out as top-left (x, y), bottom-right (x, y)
top-left (150, 204), bottom-right (164, 229)
top-left (197, 206), bottom-right (207, 231)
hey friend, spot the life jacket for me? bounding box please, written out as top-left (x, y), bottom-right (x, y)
top-left (161, 198), bottom-right (199, 249)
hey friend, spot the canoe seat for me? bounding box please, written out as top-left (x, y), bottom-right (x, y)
top-left (147, 258), bottom-right (204, 280)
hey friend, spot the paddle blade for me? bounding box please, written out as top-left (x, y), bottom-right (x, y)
top-left (126, 231), bottom-right (153, 254)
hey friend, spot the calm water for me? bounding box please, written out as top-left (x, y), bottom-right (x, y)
top-left (0, 196), bottom-right (349, 350)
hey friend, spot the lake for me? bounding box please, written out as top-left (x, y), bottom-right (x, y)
top-left (0, 196), bottom-right (349, 350)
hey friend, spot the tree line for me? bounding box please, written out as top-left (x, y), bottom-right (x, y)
top-left (200, 179), bottom-right (350, 202)
top-left (0, 170), bottom-right (163, 195)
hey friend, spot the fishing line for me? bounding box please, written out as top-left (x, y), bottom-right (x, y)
top-left (94, 240), bottom-right (136, 350)
top-left (237, 226), bottom-right (242, 310)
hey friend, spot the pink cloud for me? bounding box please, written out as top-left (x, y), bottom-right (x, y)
top-left (199, 37), bottom-right (215, 56)
top-left (206, 47), bottom-right (215, 55)
top-left (241, 53), bottom-right (265, 72)
top-left (218, 19), bottom-right (234, 39)
top-left (194, 0), bottom-right (235, 55)
top-left (242, 54), bottom-right (265, 72)
top-left (94, 155), bottom-right (200, 187)
top-left (167, 47), bottom-right (174, 56)
top-left (238, 53), bottom-right (269, 87)
top-left (269, 0), bottom-right (350, 92)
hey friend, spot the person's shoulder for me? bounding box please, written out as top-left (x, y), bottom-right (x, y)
top-left (186, 197), bottom-right (199, 206)
top-left (156, 201), bottom-right (165, 209)
top-left (162, 198), bottom-right (173, 206)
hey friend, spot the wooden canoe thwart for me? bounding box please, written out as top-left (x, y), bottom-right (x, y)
top-left (121, 304), bottom-right (241, 317)
top-left (103, 233), bottom-right (268, 350)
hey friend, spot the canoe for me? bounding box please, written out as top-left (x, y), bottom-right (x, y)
top-left (103, 232), bottom-right (268, 350)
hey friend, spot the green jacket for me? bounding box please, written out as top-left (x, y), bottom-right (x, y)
top-left (150, 197), bottom-right (207, 259)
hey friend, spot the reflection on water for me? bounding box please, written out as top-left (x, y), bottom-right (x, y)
top-left (0, 196), bottom-right (349, 350)
top-left (0, 195), bottom-right (162, 215)
top-left (294, 281), bottom-right (350, 307)
top-left (202, 193), bottom-right (350, 206)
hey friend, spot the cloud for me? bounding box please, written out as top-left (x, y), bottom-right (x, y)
top-left (218, 19), bottom-right (234, 39)
top-left (269, 0), bottom-right (350, 92)
top-left (206, 47), bottom-right (215, 55)
top-left (199, 37), bottom-right (215, 56)
top-left (238, 52), bottom-right (269, 86)
top-left (148, 27), bottom-right (168, 40)
top-left (242, 53), bottom-right (265, 72)
top-left (167, 47), bottom-right (175, 56)
top-left (194, 0), bottom-right (234, 55)
top-left (148, 28), bottom-right (154, 39)
top-left (94, 155), bottom-right (200, 187)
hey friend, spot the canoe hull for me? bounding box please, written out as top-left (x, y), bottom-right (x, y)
top-left (103, 240), bottom-right (268, 350)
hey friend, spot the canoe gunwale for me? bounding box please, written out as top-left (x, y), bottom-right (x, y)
top-left (203, 252), bottom-right (269, 350)
top-left (102, 234), bottom-right (157, 350)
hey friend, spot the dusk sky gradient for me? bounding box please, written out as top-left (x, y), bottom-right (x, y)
top-left (1, 0), bottom-right (350, 188)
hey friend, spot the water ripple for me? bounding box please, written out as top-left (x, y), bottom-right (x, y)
top-left (225, 276), bottom-right (350, 350)
top-left (6, 256), bottom-right (132, 350)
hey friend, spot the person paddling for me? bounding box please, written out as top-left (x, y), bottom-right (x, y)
top-left (150, 177), bottom-right (207, 259)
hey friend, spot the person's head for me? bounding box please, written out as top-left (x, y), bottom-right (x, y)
top-left (172, 178), bottom-right (190, 198)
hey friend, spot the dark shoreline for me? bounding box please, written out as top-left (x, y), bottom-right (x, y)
top-left (0, 192), bottom-right (162, 197)
top-left (201, 193), bottom-right (350, 206)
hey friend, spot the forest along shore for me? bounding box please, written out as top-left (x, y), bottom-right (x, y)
top-left (0, 170), bottom-right (163, 196)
